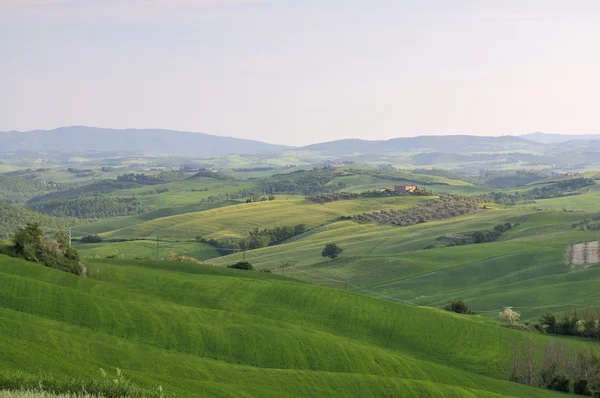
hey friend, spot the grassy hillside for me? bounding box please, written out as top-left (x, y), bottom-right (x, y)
top-left (207, 207), bottom-right (600, 321)
top-left (75, 239), bottom-right (220, 261)
top-left (523, 182), bottom-right (600, 211)
top-left (0, 254), bottom-right (568, 397)
top-left (0, 203), bottom-right (76, 237)
top-left (97, 196), bottom-right (434, 241)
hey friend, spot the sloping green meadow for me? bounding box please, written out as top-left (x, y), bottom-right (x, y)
top-left (0, 255), bottom-right (562, 397)
top-left (207, 208), bottom-right (600, 321)
top-left (98, 196), bottom-right (432, 240)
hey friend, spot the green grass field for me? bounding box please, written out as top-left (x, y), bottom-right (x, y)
top-left (207, 207), bottom-right (600, 321)
top-left (5, 156), bottom-right (600, 396)
top-left (112, 177), bottom-right (256, 208)
top-left (70, 201), bottom-right (240, 237)
top-left (75, 240), bottom-right (220, 261)
top-left (0, 392), bottom-right (95, 398)
top-left (522, 182), bottom-right (600, 212)
top-left (98, 195), bottom-right (434, 240)
top-left (0, 254), bottom-right (576, 397)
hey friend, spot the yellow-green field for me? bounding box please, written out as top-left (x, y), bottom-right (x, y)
top-left (101, 196), bottom-right (433, 240)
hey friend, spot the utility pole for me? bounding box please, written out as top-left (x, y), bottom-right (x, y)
top-left (68, 227), bottom-right (72, 248)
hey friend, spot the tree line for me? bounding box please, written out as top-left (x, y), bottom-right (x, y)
top-left (198, 224), bottom-right (307, 254)
top-left (0, 174), bottom-right (64, 204)
top-left (25, 171), bottom-right (186, 206)
top-left (435, 222), bottom-right (513, 248)
top-left (574, 214), bottom-right (600, 231)
top-left (137, 187), bottom-right (169, 196)
top-left (481, 170), bottom-right (550, 188)
top-left (116, 171), bottom-right (185, 184)
top-left (260, 169), bottom-right (346, 195)
top-left (200, 189), bottom-right (261, 203)
top-left (0, 203), bottom-right (76, 238)
top-left (352, 195), bottom-right (482, 226)
top-left (29, 195), bottom-right (144, 219)
top-left (511, 339), bottom-right (600, 396)
top-left (535, 308), bottom-right (600, 339)
top-left (306, 188), bottom-right (433, 204)
top-left (481, 178), bottom-right (595, 205)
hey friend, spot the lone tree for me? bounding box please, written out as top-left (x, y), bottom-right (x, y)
top-left (322, 243), bottom-right (343, 260)
top-left (498, 307), bottom-right (521, 325)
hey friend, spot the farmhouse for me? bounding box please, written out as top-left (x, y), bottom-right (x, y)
top-left (395, 184), bottom-right (417, 194)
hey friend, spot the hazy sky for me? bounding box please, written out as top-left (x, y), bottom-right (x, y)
top-left (1, 0), bottom-right (599, 145)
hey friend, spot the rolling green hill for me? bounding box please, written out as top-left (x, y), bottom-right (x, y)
top-left (0, 254), bottom-right (571, 397)
top-left (207, 207), bottom-right (600, 321)
top-left (94, 196), bottom-right (434, 241)
top-left (74, 239), bottom-right (220, 261)
top-left (0, 203), bottom-right (76, 237)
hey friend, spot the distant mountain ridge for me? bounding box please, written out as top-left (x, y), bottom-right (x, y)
top-left (521, 132), bottom-right (600, 144)
top-left (4, 127), bottom-right (600, 157)
top-left (0, 126), bottom-right (288, 156)
top-left (297, 135), bottom-right (542, 155)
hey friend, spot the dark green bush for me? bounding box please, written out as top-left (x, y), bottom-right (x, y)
top-left (548, 374), bottom-right (570, 392)
top-left (444, 300), bottom-right (477, 315)
top-left (81, 234), bottom-right (103, 243)
top-left (228, 261), bottom-right (254, 270)
top-left (574, 379), bottom-right (591, 396)
top-left (6, 223), bottom-right (82, 275)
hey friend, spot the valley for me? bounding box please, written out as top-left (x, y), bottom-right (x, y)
top-left (2, 131), bottom-right (600, 397)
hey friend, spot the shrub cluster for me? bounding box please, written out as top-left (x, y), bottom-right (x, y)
top-left (80, 234), bottom-right (103, 244)
top-left (574, 214), bottom-right (600, 231)
top-left (138, 187), bottom-right (169, 196)
top-left (199, 224), bottom-right (307, 254)
top-left (245, 195), bottom-right (275, 203)
top-left (511, 340), bottom-right (600, 396)
top-left (306, 187), bottom-right (434, 204)
top-left (200, 189), bottom-right (260, 203)
top-left (481, 178), bottom-right (595, 205)
top-left (306, 192), bottom-right (361, 203)
top-left (443, 223), bottom-right (513, 247)
top-left (0, 223), bottom-right (82, 275)
top-left (227, 261), bottom-right (254, 270)
top-left (443, 300), bottom-right (477, 315)
top-left (116, 172), bottom-right (184, 184)
top-left (353, 195), bottom-right (481, 225)
top-left (534, 309), bottom-right (600, 339)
